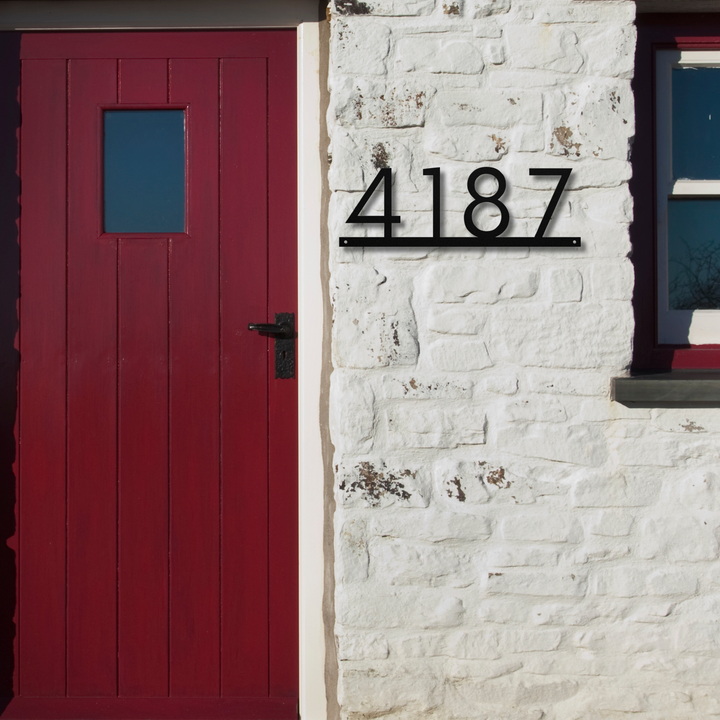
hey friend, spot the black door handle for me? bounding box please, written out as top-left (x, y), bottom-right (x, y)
top-left (248, 321), bottom-right (294, 339)
top-left (248, 313), bottom-right (295, 379)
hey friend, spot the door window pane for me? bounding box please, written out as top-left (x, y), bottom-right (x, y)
top-left (104, 110), bottom-right (185, 233)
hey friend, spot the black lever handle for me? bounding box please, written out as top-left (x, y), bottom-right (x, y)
top-left (248, 321), bottom-right (294, 339)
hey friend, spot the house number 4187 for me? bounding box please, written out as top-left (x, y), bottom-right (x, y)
top-left (339, 167), bottom-right (580, 248)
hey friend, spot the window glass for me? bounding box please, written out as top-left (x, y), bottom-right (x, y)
top-left (668, 199), bottom-right (720, 310)
top-left (104, 110), bottom-right (185, 233)
top-left (672, 67), bottom-right (720, 179)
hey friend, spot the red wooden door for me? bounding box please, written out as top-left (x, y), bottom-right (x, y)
top-left (5, 31), bottom-right (297, 719)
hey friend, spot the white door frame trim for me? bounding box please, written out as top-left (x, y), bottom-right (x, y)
top-left (297, 20), bottom-right (328, 720)
top-left (2, 4), bottom-right (327, 719)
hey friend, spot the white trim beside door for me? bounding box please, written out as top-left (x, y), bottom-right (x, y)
top-left (297, 23), bottom-right (327, 720)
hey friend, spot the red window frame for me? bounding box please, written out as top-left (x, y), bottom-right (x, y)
top-left (633, 14), bottom-right (720, 369)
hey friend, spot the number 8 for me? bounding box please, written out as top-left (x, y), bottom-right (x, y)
top-left (463, 167), bottom-right (510, 238)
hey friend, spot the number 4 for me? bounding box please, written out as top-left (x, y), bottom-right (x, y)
top-left (345, 168), bottom-right (401, 239)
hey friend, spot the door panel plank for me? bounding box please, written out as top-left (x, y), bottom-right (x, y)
top-left (0, 696), bottom-right (297, 719)
top-left (168, 58), bottom-right (220, 697)
top-left (21, 32), bottom-right (294, 61)
top-left (18, 58), bottom-right (67, 698)
top-left (116, 57), bottom-right (170, 699)
top-left (119, 59), bottom-right (168, 104)
top-left (219, 58), bottom-right (269, 697)
top-left (267, 43), bottom-right (298, 698)
top-left (66, 58), bottom-right (119, 697)
top-left (118, 240), bottom-right (169, 697)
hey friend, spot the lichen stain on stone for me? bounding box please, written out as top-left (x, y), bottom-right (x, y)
top-left (409, 378), bottom-right (418, 390)
top-left (339, 461), bottom-right (414, 506)
top-left (490, 134), bottom-right (506, 154)
top-left (353, 93), bottom-right (364, 121)
top-left (552, 126), bottom-right (581, 157)
top-left (681, 419), bottom-right (705, 433)
top-left (447, 477), bottom-right (466, 502)
top-left (485, 466), bottom-right (511, 489)
top-left (371, 142), bottom-right (390, 169)
top-left (392, 321), bottom-right (400, 347)
top-left (335, 0), bottom-right (372, 15)
top-left (443, 1), bottom-right (461, 14)
top-left (508, 98), bottom-right (517, 106)
top-left (609, 90), bottom-right (621, 112)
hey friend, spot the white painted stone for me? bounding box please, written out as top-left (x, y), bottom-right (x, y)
top-left (332, 76), bottom-right (435, 128)
top-left (322, 0), bottom-right (705, 715)
top-left (330, 371), bottom-right (376, 454)
top-left (470, 0), bottom-right (511, 17)
top-left (505, 24), bottom-right (583, 73)
top-left (485, 41), bottom-right (505, 65)
top-left (435, 457), bottom-right (490, 505)
top-left (485, 570), bottom-right (587, 597)
top-left (571, 471), bottom-right (660, 508)
top-left (525, 369), bottom-right (609, 397)
top-left (337, 458), bottom-right (430, 508)
top-left (338, 517), bottom-right (370, 582)
top-left (544, 81), bottom-right (634, 161)
top-left (638, 516), bottom-right (719, 563)
top-left (369, 509), bottom-right (493, 540)
top-left (420, 263), bottom-right (539, 303)
top-left (396, 37), bottom-right (485, 73)
top-left (495, 422), bottom-right (608, 466)
top-left (369, 539), bottom-right (475, 586)
top-left (428, 338), bottom-right (493, 371)
top-left (548, 267), bottom-right (583, 302)
top-left (500, 512), bottom-right (581, 543)
top-left (425, 125), bottom-right (510, 162)
top-left (482, 545), bottom-right (559, 567)
top-left (332, 265), bottom-right (419, 368)
top-left (487, 302), bottom-right (633, 369)
top-left (482, 373), bottom-right (518, 395)
top-left (436, 88), bottom-right (543, 128)
top-left (585, 510), bottom-right (633, 537)
top-left (355, 0), bottom-right (436, 15)
top-left (379, 373), bottom-right (473, 398)
top-left (386, 403), bottom-right (486, 447)
top-left (332, 18), bottom-right (391, 75)
top-left (336, 632), bottom-right (389, 660)
top-left (427, 306), bottom-right (484, 335)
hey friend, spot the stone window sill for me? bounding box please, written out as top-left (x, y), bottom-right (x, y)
top-left (612, 371), bottom-right (720, 408)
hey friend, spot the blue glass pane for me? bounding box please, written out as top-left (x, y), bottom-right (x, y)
top-left (672, 67), bottom-right (720, 179)
top-left (668, 199), bottom-right (720, 309)
top-left (104, 110), bottom-right (185, 233)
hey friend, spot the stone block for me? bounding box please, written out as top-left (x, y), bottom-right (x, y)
top-left (505, 24), bottom-right (583, 73)
top-left (638, 516), bottom-right (719, 563)
top-left (332, 18), bottom-right (391, 75)
top-left (436, 88), bottom-right (543, 128)
top-left (500, 513), bottom-right (581, 543)
top-left (570, 471), bottom-right (660, 508)
top-left (396, 37), bottom-right (485, 73)
top-left (428, 338), bottom-right (493, 372)
top-left (330, 371), bottom-right (375, 454)
top-left (337, 459), bottom-right (429, 508)
top-left (333, 76), bottom-right (434, 128)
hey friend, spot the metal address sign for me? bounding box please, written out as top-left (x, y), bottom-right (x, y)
top-left (339, 167), bottom-right (581, 248)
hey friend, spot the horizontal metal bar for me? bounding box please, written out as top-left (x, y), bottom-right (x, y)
top-left (339, 237), bottom-right (581, 248)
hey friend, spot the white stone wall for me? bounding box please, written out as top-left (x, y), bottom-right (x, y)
top-left (326, 1), bottom-right (720, 717)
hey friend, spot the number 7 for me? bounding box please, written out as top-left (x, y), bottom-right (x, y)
top-left (530, 168), bottom-right (572, 238)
